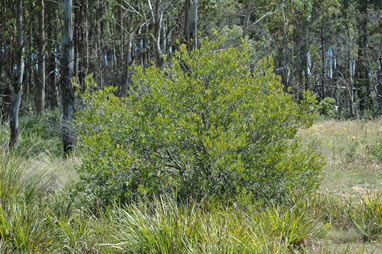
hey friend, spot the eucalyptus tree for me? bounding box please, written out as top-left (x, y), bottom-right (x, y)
top-left (368, 5), bottom-right (382, 114)
top-left (184, 0), bottom-right (198, 48)
top-left (338, 0), bottom-right (382, 115)
top-left (36, 0), bottom-right (46, 113)
top-left (46, 0), bottom-right (59, 109)
top-left (9, 0), bottom-right (25, 146)
top-left (61, 0), bottom-right (75, 154)
top-left (354, 0), bottom-right (371, 112)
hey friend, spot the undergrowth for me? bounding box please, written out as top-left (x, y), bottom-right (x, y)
top-left (1, 115), bottom-right (382, 253)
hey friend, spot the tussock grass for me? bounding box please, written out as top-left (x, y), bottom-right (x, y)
top-left (350, 193), bottom-right (382, 241)
top-left (0, 134), bottom-right (329, 253)
top-left (0, 202), bottom-right (56, 253)
top-left (108, 196), bottom-right (328, 254)
top-left (0, 119), bottom-right (80, 253)
top-left (0, 144), bottom-right (58, 252)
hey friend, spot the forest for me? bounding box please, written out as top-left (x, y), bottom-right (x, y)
top-left (1, 0), bottom-right (382, 253)
top-left (1, 0), bottom-right (382, 127)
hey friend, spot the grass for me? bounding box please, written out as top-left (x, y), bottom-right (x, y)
top-left (300, 119), bottom-right (382, 197)
top-left (108, 197), bottom-right (328, 253)
top-left (1, 115), bottom-right (382, 253)
top-left (299, 118), bottom-right (382, 252)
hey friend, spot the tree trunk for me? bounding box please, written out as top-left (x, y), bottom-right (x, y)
top-left (242, 1), bottom-right (253, 38)
top-left (74, 2), bottom-right (80, 81)
top-left (47, 51), bottom-right (58, 108)
top-left (154, 1), bottom-right (163, 67)
top-left (36, 0), bottom-right (45, 113)
top-left (78, 0), bottom-right (88, 88)
top-left (355, 10), bottom-right (370, 113)
top-left (184, 0), bottom-right (198, 49)
top-left (61, 0), bottom-right (75, 154)
top-left (46, 0), bottom-right (58, 109)
top-left (10, 0), bottom-right (24, 147)
top-left (320, 22), bottom-right (326, 99)
top-left (0, 39), bottom-right (10, 124)
top-left (281, 8), bottom-right (289, 91)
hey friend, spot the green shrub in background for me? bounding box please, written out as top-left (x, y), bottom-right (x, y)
top-left (74, 40), bottom-right (323, 207)
top-left (317, 97), bottom-right (337, 118)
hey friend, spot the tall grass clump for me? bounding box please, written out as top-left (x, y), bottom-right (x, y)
top-left (0, 148), bottom-right (46, 206)
top-left (0, 118), bottom-right (85, 253)
top-left (349, 193), bottom-right (382, 241)
top-left (109, 197), bottom-right (329, 253)
top-left (0, 143), bottom-right (57, 253)
top-left (0, 202), bottom-right (56, 253)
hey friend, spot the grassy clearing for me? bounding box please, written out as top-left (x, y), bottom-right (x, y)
top-left (299, 119), bottom-right (382, 252)
top-left (300, 119), bottom-right (382, 197)
top-left (1, 117), bottom-right (382, 253)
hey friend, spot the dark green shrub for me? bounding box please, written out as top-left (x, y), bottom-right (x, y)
top-left (75, 40), bottom-right (323, 206)
top-left (317, 97), bottom-right (336, 118)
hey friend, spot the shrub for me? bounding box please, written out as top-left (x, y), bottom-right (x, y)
top-left (75, 40), bottom-right (323, 206)
top-left (317, 97), bottom-right (337, 118)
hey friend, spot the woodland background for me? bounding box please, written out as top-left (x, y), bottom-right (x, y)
top-left (1, 0), bottom-right (382, 125)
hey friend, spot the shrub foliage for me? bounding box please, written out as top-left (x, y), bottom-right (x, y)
top-left (75, 40), bottom-right (323, 206)
top-left (317, 97), bottom-right (337, 118)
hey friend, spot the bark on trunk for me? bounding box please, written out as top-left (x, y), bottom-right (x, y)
top-left (242, 1), bottom-right (253, 38)
top-left (36, 0), bottom-right (46, 113)
top-left (355, 10), bottom-right (370, 113)
top-left (184, 0), bottom-right (198, 49)
top-left (78, 0), bottom-right (88, 88)
top-left (10, 0), bottom-right (24, 147)
top-left (46, 0), bottom-right (58, 109)
top-left (61, 0), bottom-right (75, 154)
top-left (281, 9), bottom-right (289, 91)
top-left (320, 23), bottom-right (325, 99)
top-left (149, 0), bottom-right (164, 67)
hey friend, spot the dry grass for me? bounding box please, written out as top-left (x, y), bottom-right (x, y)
top-left (300, 119), bottom-right (382, 198)
top-left (26, 154), bottom-right (79, 196)
top-left (298, 119), bottom-right (382, 253)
